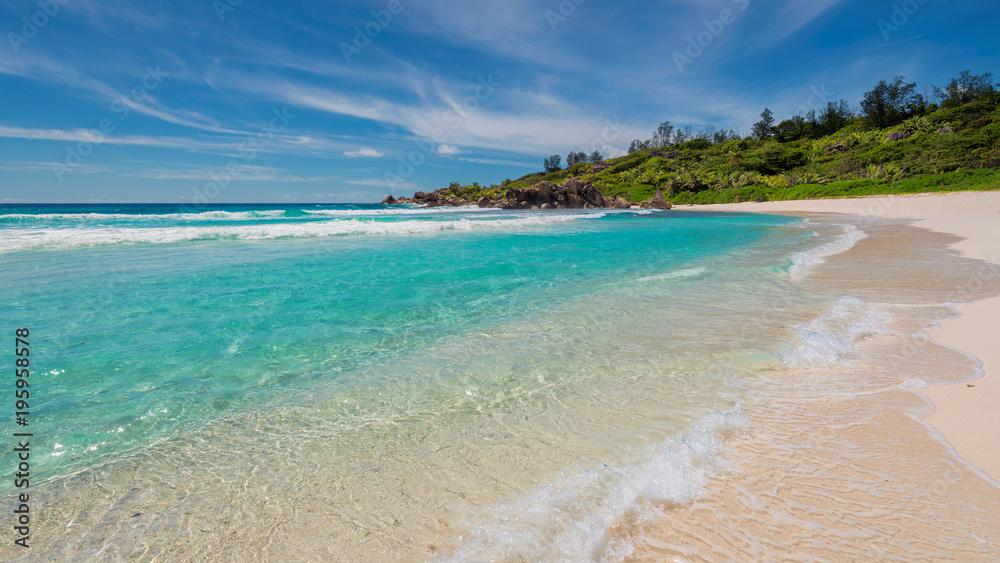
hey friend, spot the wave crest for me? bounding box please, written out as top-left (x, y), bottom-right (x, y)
top-left (0, 213), bottom-right (608, 252)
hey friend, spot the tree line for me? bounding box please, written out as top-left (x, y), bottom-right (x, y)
top-left (749, 71), bottom-right (996, 143)
top-left (539, 70), bottom-right (996, 171)
top-left (543, 150), bottom-right (605, 173)
top-left (532, 70), bottom-right (997, 164)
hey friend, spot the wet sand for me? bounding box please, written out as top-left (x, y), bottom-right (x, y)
top-left (697, 191), bottom-right (1000, 480)
top-left (629, 192), bottom-right (1000, 561)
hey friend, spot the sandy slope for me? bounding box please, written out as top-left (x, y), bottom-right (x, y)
top-left (694, 191), bottom-right (1000, 480)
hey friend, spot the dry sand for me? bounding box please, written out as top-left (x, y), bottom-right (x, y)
top-left (695, 191), bottom-right (1000, 480)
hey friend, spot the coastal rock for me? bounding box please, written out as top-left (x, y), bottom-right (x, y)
top-left (380, 195), bottom-right (397, 205)
top-left (566, 193), bottom-right (585, 209)
top-left (935, 125), bottom-right (953, 134)
top-left (413, 191), bottom-right (439, 202)
top-left (581, 183), bottom-right (611, 207)
top-left (525, 182), bottom-right (557, 206)
top-left (640, 190), bottom-right (672, 210)
top-left (562, 178), bottom-right (585, 195)
top-left (591, 161), bottom-right (610, 172)
top-left (387, 178), bottom-right (661, 211)
top-left (825, 143), bottom-right (848, 152)
top-left (887, 132), bottom-right (910, 142)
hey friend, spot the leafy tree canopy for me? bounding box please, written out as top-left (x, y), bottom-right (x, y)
top-left (543, 154), bottom-right (562, 173)
top-left (935, 70), bottom-right (998, 108)
top-left (861, 76), bottom-right (926, 129)
top-left (752, 108), bottom-right (774, 140)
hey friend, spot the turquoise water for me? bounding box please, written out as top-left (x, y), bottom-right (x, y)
top-left (1, 203), bottom-right (846, 557)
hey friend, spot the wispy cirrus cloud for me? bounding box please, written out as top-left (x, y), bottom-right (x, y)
top-left (210, 68), bottom-right (648, 157)
top-left (0, 161), bottom-right (108, 174)
top-left (458, 157), bottom-right (536, 167)
top-left (0, 124), bottom-right (365, 159)
top-left (766, 0), bottom-right (847, 42)
top-left (345, 177), bottom-right (423, 191)
top-left (135, 165), bottom-right (338, 182)
top-left (343, 148), bottom-right (384, 158)
top-left (0, 50), bottom-right (249, 136)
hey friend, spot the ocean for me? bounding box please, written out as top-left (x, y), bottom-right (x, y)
top-left (2, 203), bottom-right (999, 560)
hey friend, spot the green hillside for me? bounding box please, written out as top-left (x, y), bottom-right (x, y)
top-left (441, 73), bottom-right (1000, 205)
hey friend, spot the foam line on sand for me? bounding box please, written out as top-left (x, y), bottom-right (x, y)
top-left (694, 191), bottom-right (1000, 480)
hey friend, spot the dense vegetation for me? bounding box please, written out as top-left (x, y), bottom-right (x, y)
top-left (442, 71), bottom-right (1000, 205)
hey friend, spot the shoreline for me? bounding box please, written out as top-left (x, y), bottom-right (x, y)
top-left (693, 190), bottom-right (1000, 481)
top-left (5, 200), bottom-right (999, 559)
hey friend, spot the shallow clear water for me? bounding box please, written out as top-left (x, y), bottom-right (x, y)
top-left (7, 203), bottom-right (993, 560)
top-left (1, 204), bottom-right (807, 481)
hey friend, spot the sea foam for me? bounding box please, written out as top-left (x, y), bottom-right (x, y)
top-left (788, 224), bottom-right (867, 278)
top-left (636, 266), bottom-right (707, 282)
top-left (778, 296), bottom-right (891, 368)
top-left (447, 408), bottom-right (749, 563)
top-left (0, 213), bottom-right (609, 252)
top-left (0, 210), bottom-right (288, 222)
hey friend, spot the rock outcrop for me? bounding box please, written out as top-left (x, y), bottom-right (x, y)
top-left (495, 178), bottom-right (617, 209)
top-left (389, 190), bottom-right (468, 207)
top-left (640, 190), bottom-right (672, 210)
top-left (383, 178), bottom-right (670, 211)
top-left (887, 132), bottom-right (910, 142)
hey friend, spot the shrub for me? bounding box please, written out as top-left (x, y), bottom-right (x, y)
top-left (681, 138), bottom-right (712, 151)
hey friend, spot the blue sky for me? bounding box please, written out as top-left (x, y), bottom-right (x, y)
top-left (0, 0), bottom-right (997, 203)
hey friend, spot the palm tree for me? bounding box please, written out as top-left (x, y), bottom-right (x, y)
top-left (727, 150), bottom-right (743, 169)
top-left (681, 170), bottom-right (702, 192)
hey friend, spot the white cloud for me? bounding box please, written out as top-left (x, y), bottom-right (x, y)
top-left (135, 165), bottom-right (337, 182)
top-left (343, 148), bottom-right (385, 158)
top-left (0, 124), bottom-right (212, 148)
top-left (458, 157), bottom-right (535, 167)
top-left (399, 1), bottom-right (558, 65)
top-left (0, 50), bottom-right (248, 136)
top-left (345, 178), bottom-right (424, 191)
top-left (436, 144), bottom-right (461, 156)
top-left (601, 144), bottom-right (628, 159)
top-left (0, 162), bottom-right (107, 174)
top-left (216, 71), bottom-right (650, 157)
top-left (769, 0), bottom-right (846, 42)
top-left (0, 124), bottom-right (363, 158)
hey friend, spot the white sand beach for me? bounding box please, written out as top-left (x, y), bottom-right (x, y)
top-left (696, 191), bottom-right (1000, 480)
